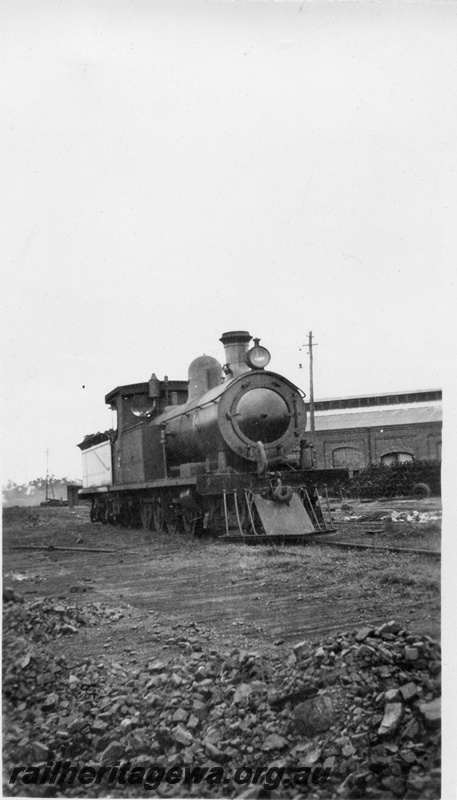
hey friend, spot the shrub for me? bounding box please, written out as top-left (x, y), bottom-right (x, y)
top-left (337, 460), bottom-right (441, 499)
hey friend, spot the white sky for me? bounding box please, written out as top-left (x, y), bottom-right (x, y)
top-left (1, 0), bottom-right (455, 484)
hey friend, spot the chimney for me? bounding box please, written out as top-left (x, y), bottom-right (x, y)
top-left (220, 330), bottom-right (252, 379)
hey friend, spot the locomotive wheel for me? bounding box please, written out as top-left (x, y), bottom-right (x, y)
top-left (141, 502), bottom-right (154, 531)
top-left (91, 499), bottom-right (106, 523)
top-left (107, 499), bottom-right (118, 525)
top-left (102, 500), bottom-right (109, 524)
top-left (152, 498), bottom-right (166, 534)
top-left (163, 494), bottom-right (179, 534)
top-left (165, 514), bottom-right (178, 535)
top-left (119, 501), bottom-right (134, 528)
top-left (181, 510), bottom-right (196, 536)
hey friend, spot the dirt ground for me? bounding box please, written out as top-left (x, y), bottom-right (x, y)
top-left (2, 499), bottom-right (441, 665)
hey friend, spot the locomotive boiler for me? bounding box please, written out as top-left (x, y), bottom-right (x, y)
top-left (78, 331), bottom-right (344, 541)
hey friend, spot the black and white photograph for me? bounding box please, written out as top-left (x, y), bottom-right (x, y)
top-left (2, 1), bottom-right (454, 798)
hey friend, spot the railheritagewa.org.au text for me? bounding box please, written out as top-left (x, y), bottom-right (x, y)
top-left (9, 761), bottom-right (331, 791)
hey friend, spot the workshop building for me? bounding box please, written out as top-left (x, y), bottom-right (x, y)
top-left (308, 389), bottom-right (442, 472)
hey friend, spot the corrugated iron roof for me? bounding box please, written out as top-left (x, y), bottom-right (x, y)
top-left (314, 403), bottom-right (442, 431)
top-left (314, 388), bottom-right (442, 403)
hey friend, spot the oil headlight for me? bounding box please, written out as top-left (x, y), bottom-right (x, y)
top-left (245, 340), bottom-right (271, 369)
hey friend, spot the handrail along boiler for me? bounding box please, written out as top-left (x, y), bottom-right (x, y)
top-left (78, 331), bottom-right (345, 540)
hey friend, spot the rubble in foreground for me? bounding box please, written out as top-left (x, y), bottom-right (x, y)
top-left (3, 591), bottom-right (440, 798)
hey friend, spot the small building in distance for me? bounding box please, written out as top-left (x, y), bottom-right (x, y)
top-left (308, 388), bottom-right (442, 473)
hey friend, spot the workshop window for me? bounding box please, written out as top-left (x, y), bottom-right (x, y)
top-left (332, 447), bottom-right (364, 470)
top-left (381, 451), bottom-right (414, 466)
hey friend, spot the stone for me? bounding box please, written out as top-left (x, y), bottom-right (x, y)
top-left (404, 647), bottom-right (419, 661)
top-left (68, 717), bottom-right (87, 734)
top-left (32, 741), bottom-right (50, 760)
top-left (381, 776), bottom-right (406, 796)
top-left (60, 624), bottom-right (78, 635)
top-left (351, 771), bottom-right (370, 788)
top-left (146, 675), bottom-right (163, 688)
top-left (205, 741), bottom-right (227, 762)
top-left (234, 683), bottom-right (252, 703)
top-left (355, 627), bottom-right (373, 642)
top-left (291, 741), bottom-right (322, 764)
top-left (378, 703), bottom-right (403, 737)
top-left (398, 750), bottom-right (416, 765)
top-left (148, 660), bottom-right (167, 672)
top-left (119, 717), bottom-right (135, 732)
top-left (263, 733), bottom-right (288, 751)
top-left (173, 725), bottom-right (193, 747)
top-left (399, 682), bottom-right (418, 702)
top-left (375, 621), bottom-right (401, 636)
top-left (42, 692), bottom-right (58, 710)
top-left (419, 697), bottom-right (441, 729)
top-left (238, 787), bottom-right (263, 799)
top-left (402, 719), bottom-right (420, 739)
top-left (4, 588), bottom-right (23, 603)
top-left (204, 726), bottom-right (222, 746)
top-left (187, 714), bottom-right (200, 730)
top-left (250, 680), bottom-right (267, 694)
top-left (301, 744), bottom-right (322, 766)
top-left (172, 708), bottom-right (188, 723)
top-left (156, 728), bottom-right (174, 750)
top-left (406, 775), bottom-right (426, 792)
top-left (192, 699), bottom-right (209, 720)
top-left (385, 742), bottom-right (399, 754)
top-left (293, 640), bottom-right (312, 657)
top-left (351, 732), bottom-right (369, 748)
top-left (294, 694), bottom-right (333, 737)
top-left (378, 667), bottom-right (393, 680)
top-left (369, 744), bottom-right (389, 773)
top-left (377, 645), bottom-right (394, 662)
top-left (91, 719), bottom-right (108, 733)
top-left (100, 740), bottom-right (125, 761)
top-left (385, 688), bottom-right (401, 702)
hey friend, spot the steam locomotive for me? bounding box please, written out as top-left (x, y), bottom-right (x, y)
top-left (78, 331), bottom-right (344, 541)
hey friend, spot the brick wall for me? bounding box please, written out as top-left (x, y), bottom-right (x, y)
top-left (314, 422), bottom-right (442, 470)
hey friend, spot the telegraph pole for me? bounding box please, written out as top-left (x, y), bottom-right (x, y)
top-left (307, 331), bottom-right (318, 467)
top-left (45, 447), bottom-right (49, 503)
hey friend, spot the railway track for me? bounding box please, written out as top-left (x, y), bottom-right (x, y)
top-left (306, 537), bottom-right (440, 557)
top-left (216, 533), bottom-right (440, 557)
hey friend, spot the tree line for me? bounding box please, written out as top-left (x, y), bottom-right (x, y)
top-left (2, 477), bottom-right (81, 507)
